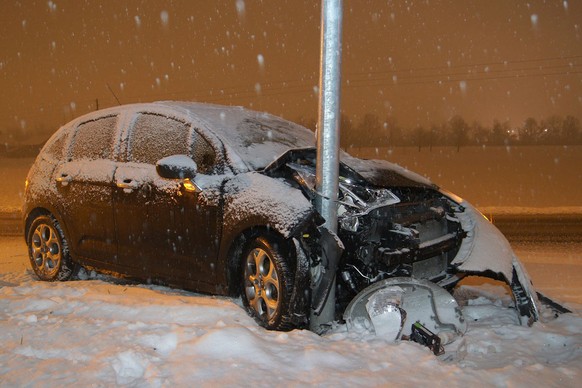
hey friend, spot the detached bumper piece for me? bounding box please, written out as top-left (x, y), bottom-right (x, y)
top-left (344, 277), bottom-right (467, 356)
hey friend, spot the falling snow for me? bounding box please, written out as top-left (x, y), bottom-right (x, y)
top-left (160, 10), bottom-right (169, 27)
top-left (257, 53), bottom-right (265, 70)
top-left (236, 0), bottom-right (246, 17)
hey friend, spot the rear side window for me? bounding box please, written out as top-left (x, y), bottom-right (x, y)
top-left (42, 128), bottom-right (69, 161)
top-left (129, 113), bottom-right (190, 164)
top-left (70, 116), bottom-right (118, 161)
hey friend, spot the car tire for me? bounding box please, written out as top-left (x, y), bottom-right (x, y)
top-left (241, 235), bottom-right (295, 331)
top-left (27, 214), bottom-right (74, 281)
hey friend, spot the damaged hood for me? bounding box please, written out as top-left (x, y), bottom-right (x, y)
top-left (340, 153), bottom-right (435, 189)
top-left (266, 148), bottom-right (435, 190)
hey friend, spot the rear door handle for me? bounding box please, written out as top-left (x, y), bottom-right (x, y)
top-left (55, 174), bottom-right (72, 185)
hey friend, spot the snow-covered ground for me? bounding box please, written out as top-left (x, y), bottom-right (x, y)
top-left (1, 236), bottom-right (580, 386)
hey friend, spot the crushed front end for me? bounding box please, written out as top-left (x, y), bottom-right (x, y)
top-left (333, 182), bottom-right (467, 307)
top-left (265, 149), bottom-right (540, 328)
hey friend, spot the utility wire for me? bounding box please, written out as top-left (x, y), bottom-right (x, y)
top-left (347, 54), bottom-right (582, 78)
top-left (6, 55), bottom-right (582, 123)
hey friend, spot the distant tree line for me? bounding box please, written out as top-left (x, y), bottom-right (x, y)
top-left (2, 112), bottom-right (581, 156)
top-left (296, 114), bottom-right (582, 150)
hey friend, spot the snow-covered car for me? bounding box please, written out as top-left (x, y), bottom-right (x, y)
top-left (23, 101), bottom-right (540, 331)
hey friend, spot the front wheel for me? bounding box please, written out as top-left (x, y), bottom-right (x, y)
top-left (27, 214), bottom-right (73, 281)
top-left (241, 235), bottom-right (295, 331)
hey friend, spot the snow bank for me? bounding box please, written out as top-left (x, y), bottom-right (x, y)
top-left (1, 237), bottom-right (581, 386)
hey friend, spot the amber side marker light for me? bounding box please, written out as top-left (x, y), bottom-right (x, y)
top-left (182, 178), bottom-right (200, 193)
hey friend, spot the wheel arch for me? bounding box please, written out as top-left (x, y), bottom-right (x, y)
top-left (25, 209), bottom-right (75, 282)
top-left (224, 225), bottom-right (296, 297)
top-left (24, 206), bottom-right (74, 258)
top-left (24, 207), bottom-right (53, 240)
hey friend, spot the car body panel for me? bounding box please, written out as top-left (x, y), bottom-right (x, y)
top-left (452, 200), bottom-right (514, 277)
top-left (222, 172), bottom-right (315, 239)
top-left (341, 153), bottom-right (435, 189)
top-left (113, 162), bottom-right (223, 288)
top-left (54, 159), bottom-right (118, 263)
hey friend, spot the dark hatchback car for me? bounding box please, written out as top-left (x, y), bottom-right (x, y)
top-left (23, 101), bottom-right (539, 331)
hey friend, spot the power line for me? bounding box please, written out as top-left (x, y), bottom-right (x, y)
top-left (5, 55), bottom-right (581, 124)
top-left (347, 54), bottom-right (582, 78)
top-left (347, 65), bottom-right (582, 89)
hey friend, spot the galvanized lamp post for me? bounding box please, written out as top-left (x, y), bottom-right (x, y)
top-left (311, 0), bottom-right (343, 332)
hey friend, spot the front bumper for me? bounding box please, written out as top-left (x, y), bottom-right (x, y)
top-left (450, 200), bottom-right (541, 323)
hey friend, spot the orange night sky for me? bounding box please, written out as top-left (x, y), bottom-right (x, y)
top-left (1, 0), bottom-right (581, 141)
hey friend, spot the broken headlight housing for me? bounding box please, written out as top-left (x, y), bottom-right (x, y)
top-left (288, 162), bottom-right (401, 232)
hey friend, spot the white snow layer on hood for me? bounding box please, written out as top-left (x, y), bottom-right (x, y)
top-left (223, 172), bottom-right (314, 238)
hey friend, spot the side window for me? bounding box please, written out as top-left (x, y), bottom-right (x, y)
top-left (70, 116), bottom-right (118, 161)
top-left (129, 113), bottom-right (189, 164)
top-left (42, 128), bottom-right (69, 161)
top-left (191, 130), bottom-right (217, 174)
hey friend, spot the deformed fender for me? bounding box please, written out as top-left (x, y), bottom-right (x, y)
top-left (451, 200), bottom-right (541, 322)
top-left (222, 172), bottom-right (315, 239)
top-left (452, 201), bottom-right (514, 277)
top-left (218, 172), bottom-right (317, 299)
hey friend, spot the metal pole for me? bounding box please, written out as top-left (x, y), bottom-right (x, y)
top-left (311, 0), bottom-right (343, 331)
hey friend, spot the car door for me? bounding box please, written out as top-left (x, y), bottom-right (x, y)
top-left (114, 112), bottom-right (222, 288)
top-left (53, 114), bottom-right (120, 263)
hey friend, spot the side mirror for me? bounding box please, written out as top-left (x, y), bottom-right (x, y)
top-left (156, 155), bottom-right (198, 179)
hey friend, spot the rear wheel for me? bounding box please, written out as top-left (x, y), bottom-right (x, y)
top-left (27, 215), bottom-right (73, 281)
top-left (241, 235), bottom-right (295, 330)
